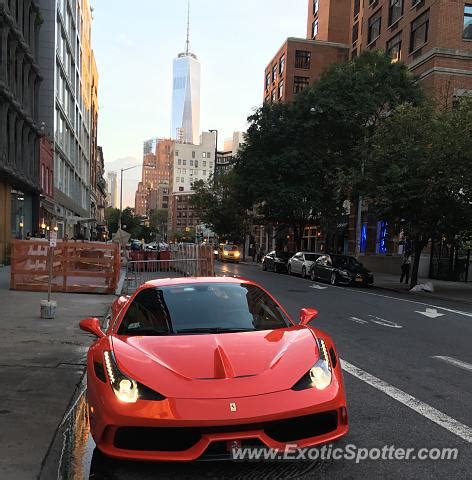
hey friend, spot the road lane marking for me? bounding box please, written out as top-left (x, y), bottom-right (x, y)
top-left (367, 315), bottom-right (403, 328)
top-left (349, 316), bottom-right (368, 324)
top-left (333, 288), bottom-right (472, 318)
top-left (415, 308), bottom-right (445, 319)
top-left (432, 356), bottom-right (472, 373)
top-left (341, 359), bottom-right (472, 444)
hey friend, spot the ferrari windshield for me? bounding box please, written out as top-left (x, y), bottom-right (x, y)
top-left (118, 283), bottom-right (291, 335)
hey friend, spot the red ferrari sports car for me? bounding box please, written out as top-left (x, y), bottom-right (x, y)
top-left (80, 277), bottom-right (348, 461)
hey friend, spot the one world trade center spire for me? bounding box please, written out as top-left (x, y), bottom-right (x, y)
top-left (171, 1), bottom-right (201, 145)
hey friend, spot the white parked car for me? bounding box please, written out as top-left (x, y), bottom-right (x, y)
top-left (287, 251), bottom-right (321, 278)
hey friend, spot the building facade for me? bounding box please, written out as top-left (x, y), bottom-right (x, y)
top-left (0, 0), bottom-right (43, 262)
top-left (349, 0), bottom-right (472, 103)
top-left (37, 0), bottom-right (97, 239)
top-left (215, 131), bottom-right (246, 180)
top-left (134, 138), bottom-right (173, 217)
top-left (264, 37), bottom-right (349, 103)
top-left (168, 132), bottom-right (215, 237)
top-left (171, 51), bottom-right (200, 144)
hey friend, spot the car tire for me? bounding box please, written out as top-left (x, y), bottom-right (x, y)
top-left (310, 269), bottom-right (316, 281)
top-left (330, 272), bottom-right (338, 286)
top-left (301, 266), bottom-right (307, 279)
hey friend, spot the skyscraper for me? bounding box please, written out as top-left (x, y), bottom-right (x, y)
top-left (171, 2), bottom-right (200, 145)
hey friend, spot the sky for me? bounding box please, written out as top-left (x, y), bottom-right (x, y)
top-left (92, 0), bottom-right (307, 207)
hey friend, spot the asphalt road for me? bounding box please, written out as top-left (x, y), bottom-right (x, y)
top-left (42, 262), bottom-right (472, 479)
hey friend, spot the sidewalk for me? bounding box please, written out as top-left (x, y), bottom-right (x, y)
top-left (373, 273), bottom-right (472, 306)
top-left (0, 266), bottom-right (115, 480)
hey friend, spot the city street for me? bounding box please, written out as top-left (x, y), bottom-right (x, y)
top-left (40, 262), bottom-right (472, 479)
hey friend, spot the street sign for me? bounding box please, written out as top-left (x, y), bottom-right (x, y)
top-left (49, 232), bottom-right (57, 247)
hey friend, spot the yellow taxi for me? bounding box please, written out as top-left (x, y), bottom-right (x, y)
top-left (218, 244), bottom-right (241, 263)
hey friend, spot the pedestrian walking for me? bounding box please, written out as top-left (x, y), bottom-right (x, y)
top-left (400, 253), bottom-right (411, 284)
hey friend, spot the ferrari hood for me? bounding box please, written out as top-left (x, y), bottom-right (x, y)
top-left (112, 328), bottom-right (318, 399)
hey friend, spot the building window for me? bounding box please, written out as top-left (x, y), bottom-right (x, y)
top-left (203, 160), bottom-right (207, 167)
top-left (265, 72), bottom-right (271, 90)
top-left (389, 0), bottom-right (403, 26)
top-left (368, 11), bottom-right (382, 44)
top-left (195, 160), bottom-right (198, 167)
top-left (387, 33), bottom-right (402, 62)
top-left (177, 168), bottom-right (181, 174)
top-left (271, 90), bottom-right (277, 102)
top-left (353, 0), bottom-right (360, 17)
top-left (293, 76), bottom-right (309, 93)
top-left (175, 150), bottom-right (179, 156)
top-left (192, 151), bottom-right (195, 158)
top-left (207, 152), bottom-right (211, 158)
top-left (181, 177), bottom-right (184, 183)
top-left (183, 159), bottom-right (186, 165)
top-left (178, 158), bottom-right (181, 165)
top-left (279, 55), bottom-right (285, 75)
top-left (278, 80), bottom-right (284, 99)
top-left (313, 0), bottom-right (319, 15)
top-left (464, 5), bottom-right (472, 39)
top-left (190, 160), bottom-right (193, 166)
top-left (352, 22), bottom-right (359, 45)
top-left (179, 187), bottom-right (184, 192)
top-left (295, 50), bottom-right (311, 69)
top-left (203, 170), bottom-right (207, 175)
top-left (312, 20), bottom-right (319, 38)
top-left (272, 64), bottom-right (277, 82)
top-left (176, 177), bottom-right (180, 183)
top-left (410, 10), bottom-right (429, 52)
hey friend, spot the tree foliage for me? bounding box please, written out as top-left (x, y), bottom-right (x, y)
top-left (365, 98), bottom-right (472, 285)
top-left (191, 172), bottom-right (248, 243)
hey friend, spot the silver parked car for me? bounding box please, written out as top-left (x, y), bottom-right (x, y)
top-left (287, 251), bottom-right (321, 278)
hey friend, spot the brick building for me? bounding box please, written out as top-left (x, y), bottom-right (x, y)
top-left (264, 38), bottom-right (349, 103)
top-left (0, 0), bottom-right (43, 262)
top-left (348, 0), bottom-right (472, 102)
top-left (134, 138), bottom-right (174, 217)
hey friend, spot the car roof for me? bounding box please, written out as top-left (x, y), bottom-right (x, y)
top-left (144, 276), bottom-right (250, 288)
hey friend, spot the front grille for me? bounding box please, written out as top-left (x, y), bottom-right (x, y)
top-left (113, 411), bottom-right (338, 452)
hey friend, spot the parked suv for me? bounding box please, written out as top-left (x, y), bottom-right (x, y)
top-left (287, 252), bottom-right (321, 278)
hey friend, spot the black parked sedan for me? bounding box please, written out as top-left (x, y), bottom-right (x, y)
top-left (261, 251), bottom-right (293, 273)
top-left (310, 254), bottom-right (374, 286)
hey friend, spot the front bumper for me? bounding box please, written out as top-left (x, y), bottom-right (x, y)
top-left (87, 373), bottom-right (348, 461)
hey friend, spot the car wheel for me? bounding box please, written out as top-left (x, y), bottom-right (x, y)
top-left (330, 272), bottom-right (338, 286)
top-left (310, 269), bottom-right (316, 281)
top-left (301, 266), bottom-right (307, 279)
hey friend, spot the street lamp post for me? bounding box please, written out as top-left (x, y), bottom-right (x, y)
top-left (119, 165), bottom-right (142, 230)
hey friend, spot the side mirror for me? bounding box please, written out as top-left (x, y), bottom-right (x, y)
top-left (79, 317), bottom-right (105, 338)
top-left (299, 308), bottom-right (318, 326)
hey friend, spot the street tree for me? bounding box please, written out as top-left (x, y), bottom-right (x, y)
top-left (191, 172), bottom-right (248, 244)
top-left (365, 98), bottom-right (472, 286)
top-left (149, 209), bottom-right (168, 240)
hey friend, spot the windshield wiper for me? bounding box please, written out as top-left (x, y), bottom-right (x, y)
top-left (176, 327), bottom-right (255, 334)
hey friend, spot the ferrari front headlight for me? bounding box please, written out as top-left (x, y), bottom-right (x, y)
top-left (309, 339), bottom-right (332, 390)
top-left (104, 351), bottom-right (139, 403)
top-left (292, 338), bottom-right (332, 391)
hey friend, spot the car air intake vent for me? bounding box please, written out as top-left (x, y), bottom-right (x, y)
top-left (113, 411), bottom-right (338, 452)
top-left (94, 361), bottom-right (106, 383)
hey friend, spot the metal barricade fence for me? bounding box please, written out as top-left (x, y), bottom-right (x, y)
top-left (124, 258), bottom-right (212, 294)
